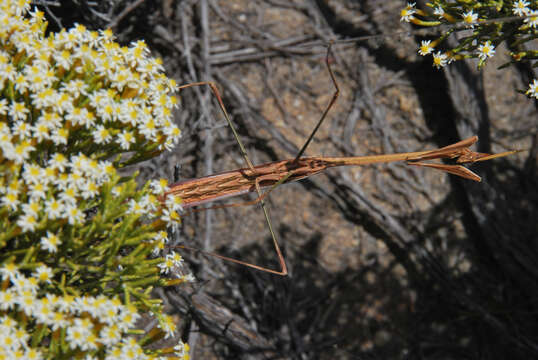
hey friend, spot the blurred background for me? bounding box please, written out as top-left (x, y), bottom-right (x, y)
top-left (41, 0), bottom-right (537, 358)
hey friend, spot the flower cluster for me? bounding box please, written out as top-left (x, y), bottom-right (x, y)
top-left (0, 263), bottom-right (151, 356)
top-left (0, 0), bottom-right (191, 358)
top-left (400, 1), bottom-right (538, 99)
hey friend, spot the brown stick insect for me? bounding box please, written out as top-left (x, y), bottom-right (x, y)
top-left (163, 44), bottom-right (519, 276)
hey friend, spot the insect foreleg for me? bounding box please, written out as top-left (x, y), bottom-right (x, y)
top-left (294, 42), bottom-right (340, 161)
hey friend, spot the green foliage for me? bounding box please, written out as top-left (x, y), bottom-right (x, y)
top-left (0, 0), bottom-right (190, 358)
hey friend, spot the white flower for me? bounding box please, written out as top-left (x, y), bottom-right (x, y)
top-left (21, 200), bottom-right (41, 218)
top-left (92, 124), bottom-right (112, 144)
top-left (52, 91), bottom-right (75, 114)
top-left (165, 195), bottom-right (183, 213)
top-left (160, 137), bottom-right (176, 151)
top-left (17, 213), bottom-right (38, 233)
top-left (0, 263), bottom-right (20, 281)
top-left (48, 153), bottom-right (68, 171)
top-left (24, 64), bottom-right (49, 92)
top-left (0, 289), bottom-right (17, 311)
top-left (138, 117), bottom-right (158, 138)
top-left (174, 340), bottom-right (190, 358)
top-left (1, 193), bottom-right (19, 210)
top-left (127, 199), bottom-right (145, 215)
top-left (99, 324), bottom-right (123, 346)
top-left (63, 204), bottom-right (85, 225)
top-left (38, 110), bottom-right (62, 129)
top-left (158, 256), bottom-right (175, 275)
top-left (14, 73), bottom-right (29, 92)
top-left (29, 182), bottom-right (47, 200)
top-left (51, 127), bottom-right (69, 145)
top-left (22, 163), bottom-right (42, 183)
top-left (61, 79), bottom-right (88, 97)
top-left (433, 6), bottom-right (444, 18)
top-left (512, 0), bottom-right (530, 16)
top-left (418, 40), bottom-right (434, 56)
top-left (32, 298), bottom-right (55, 325)
top-left (65, 106), bottom-right (89, 126)
top-left (183, 273), bottom-right (195, 282)
top-left (160, 209), bottom-right (181, 224)
top-left (1, 63), bottom-right (18, 83)
top-left (153, 230), bottom-right (169, 243)
top-left (33, 120), bottom-right (51, 141)
top-left (140, 194), bottom-right (158, 212)
top-left (400, 2), bottom-right (416, 23)
top-left (31, 88), bottom-right (57, 109)
top-left (163, 123), bottom-right (182, 142)
top-left (432, 51), bottom-right (448, 69)
top-left (117, 129), bottom-right (135, 150)
top-left (150, 178), bottom-right (169, 194)
top-left (524, 10), bottom-right (538, 28)
top-left (158, 314), bottom-right (177, 339)
top-left (14, 275), bottom-right (39, 294)
top-left (40, 231), bottom-right (62, 252)
top-left (167, 251), bottom-right (183, 267)
top-left (66, 319), bottom-right (93, 350)
top-left (477, 41), bottom-right (495, 61)
top-left (462, 10), bottom-right (478, 26)
top-left (34, 265), bottom-right (53, 283)
top-left (80, 180), bottom-right (99, 200)
top-left (53, 49), bottom-right (73, 69)
top-left (11, 140), bottom-right (35, 163)
top-left (117, 305), bottom-right (141, 331)
top-left (12, 119), bottom-right (32, 137)
top-left (59, 186), bottom-right (78, 205)
top-left (526, 79), bottom-right (538, 99)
